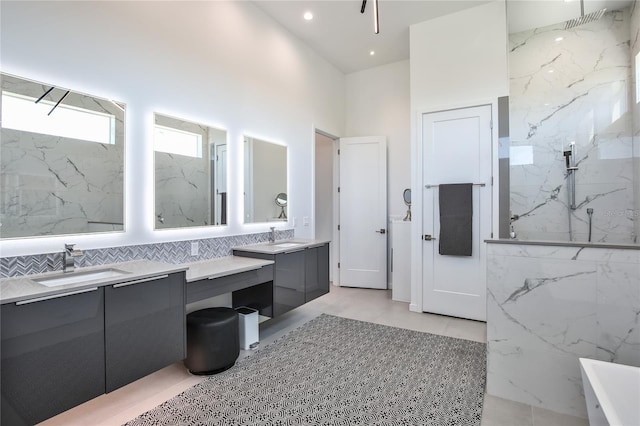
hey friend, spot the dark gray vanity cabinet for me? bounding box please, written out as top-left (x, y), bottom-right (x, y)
top-left (104, 272), bottom-right (185, 392)
top-left (305, 243), bottom-right (330, 302)
top-left (1, 287), bottom-right (106, 426)
top-left (234, 243), bottom-right (330, 317)
top-left (272, 250), bottom-right (306, 316)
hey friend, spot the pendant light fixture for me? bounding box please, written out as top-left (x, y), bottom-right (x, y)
top-left (360, 0), bottom-right (379, 34)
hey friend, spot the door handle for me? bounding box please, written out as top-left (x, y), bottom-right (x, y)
top-left (375, 229), bottom-right (386, 234)
top-left (423, 234), bottom-right (436, 241)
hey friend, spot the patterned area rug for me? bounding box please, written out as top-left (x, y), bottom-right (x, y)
top-left (125, 314), bottom-right (486, 425)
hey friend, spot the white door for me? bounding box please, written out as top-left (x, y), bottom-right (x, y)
top-left (339, 136), bottom-right (387, 289)
top-left (422, 105), bottom-right (492, 321)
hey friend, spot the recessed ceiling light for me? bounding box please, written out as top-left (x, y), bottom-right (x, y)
top-left (303, 11), bottom-right (313, 21)
top-left (555, 36), bottom-right (564, 42)
top-left (370, 51), bottom-right (375, 56)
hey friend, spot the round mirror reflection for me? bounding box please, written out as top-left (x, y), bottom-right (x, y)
top-left (403, 188), bottom-right (411, 221)
top-left (275, 192), bottom-right (287, 219)
top-left (275, 193), bottom-right (287, 207)
top-left (403, 188), bottom-right (411, 206)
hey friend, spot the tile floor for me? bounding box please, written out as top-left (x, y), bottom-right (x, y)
top-left (40, 285), bottom-right (588, 426)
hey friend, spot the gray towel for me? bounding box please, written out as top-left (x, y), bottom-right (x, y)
top-left (438, 183), bottom-right (472, 256)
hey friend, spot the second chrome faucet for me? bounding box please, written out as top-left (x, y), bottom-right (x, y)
top-left (63, 244), bottom-right (83, 272)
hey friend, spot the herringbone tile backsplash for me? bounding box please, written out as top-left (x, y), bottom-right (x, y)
top-left (0, 230), bottom-right (294, 278)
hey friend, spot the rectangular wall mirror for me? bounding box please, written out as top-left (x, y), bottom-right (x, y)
top-left (244, 136), bottom-right (287, 224)
top-left (0, 73), bottom-right (125, 238)
top-left (154, 113), bottom-right (227, 229)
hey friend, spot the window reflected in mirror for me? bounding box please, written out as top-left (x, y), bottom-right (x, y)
top-left (154, 113), bottom-right (227, 229)
top-left (0, 73), bottom-right (125, 238)
top-left (244, 136), bottom-right (287, 223)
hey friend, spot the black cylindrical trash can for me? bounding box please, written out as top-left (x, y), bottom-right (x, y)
top-left (185, 307), bottom-right (239, 375)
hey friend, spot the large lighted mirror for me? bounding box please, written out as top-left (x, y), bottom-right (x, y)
top-left (154, 114), bottom-right (227, 229)
top-left (244, 136), bottom-right (287, 223)
top-left (0, 73), bottom-right (125, 238)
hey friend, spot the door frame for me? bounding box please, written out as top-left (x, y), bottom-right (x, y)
top-left (312, 128), bottom-right (341, 286)
top-left (410, 99), bottom-right (500, 314)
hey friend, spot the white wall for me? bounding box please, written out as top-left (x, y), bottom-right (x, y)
top-left (345, 60), bottom-right (411, 218)
top-left (0, 0), bottom-right (345, 256)
top-left (409, 1), bottom-right (509, 112)
top-left (409, 0), bottom-right (509, 312)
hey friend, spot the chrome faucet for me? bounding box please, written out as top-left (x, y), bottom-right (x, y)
top-left (269, 227), bottom-right (276, 244)
top-left (63, 244), bottom-right (83, 273)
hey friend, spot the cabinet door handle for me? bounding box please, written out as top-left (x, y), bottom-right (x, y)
top-left (112, 274), bottom-right (168, 288)
top-left (16, 287), bottom-right (99, 305)
top-left (283, 248), bottom-right (306, 254)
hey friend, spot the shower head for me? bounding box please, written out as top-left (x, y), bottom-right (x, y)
top-left (565, 0), bottom-right (606, 30)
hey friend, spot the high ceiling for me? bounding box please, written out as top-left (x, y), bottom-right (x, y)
top-left (252, 0), bottom-right (633, 74)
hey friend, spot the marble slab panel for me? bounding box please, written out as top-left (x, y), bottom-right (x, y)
top-left (509, 8), bottom-right (637, 244)
top-left (487, 242), bottom-right (640, 418)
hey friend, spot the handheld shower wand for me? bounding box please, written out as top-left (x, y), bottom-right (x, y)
top-left (563, 143), bottom-right (578, 210)
top-left (587, 208), bottom-right (594, 242)
top-left (564, 142), bottom-right (579, 241)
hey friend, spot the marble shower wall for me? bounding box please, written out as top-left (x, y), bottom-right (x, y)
top-left (155, 151), bottom-right (209, 228)
top-left (0, 75), bottom-right (125, 238)
top-left (486, 242), bottom-right (640, 418)
top-left (509, 9), bottom-right (637, 243)
top-left (154, 114), bottom-right (217, 229)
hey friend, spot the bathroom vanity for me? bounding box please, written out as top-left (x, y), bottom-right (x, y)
top-left (185, 256), bottom-right (275, 317)
top-left (232, 240), bottom-right (330, 317)
top-left (0, 261), bottom-right (187, 426)
top-left (0, 241), bottom-right (329, 425)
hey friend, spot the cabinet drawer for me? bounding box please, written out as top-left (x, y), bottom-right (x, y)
top-left (105, 272), bottom-right (185, 393)
top-left (306, 244), bottom-right (330, 302)
top-left (1, 287), bottom-right (105, 426)
top-left (186, 265), bottom-right (274, 304)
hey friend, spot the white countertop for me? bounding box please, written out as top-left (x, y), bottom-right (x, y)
top-left (183, 256), bottom-right (274, 283)
top-left (0, 260), bottom-right (188, 305)
top-left (232, 239), bottom-right (330, 255)
top-left (0, 240), bottom-right (330, 304)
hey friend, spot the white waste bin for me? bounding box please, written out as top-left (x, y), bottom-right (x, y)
top-left (235, 306), bottom-right (259, 350)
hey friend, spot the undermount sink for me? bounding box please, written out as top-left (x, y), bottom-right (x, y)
top-left (273, 242), bottom-right (304, 249)
top-left (34, 268), bottom-right (130, 287)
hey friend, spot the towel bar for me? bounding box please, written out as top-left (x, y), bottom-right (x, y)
top-left (425, 183), bottom-right (486, 189)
